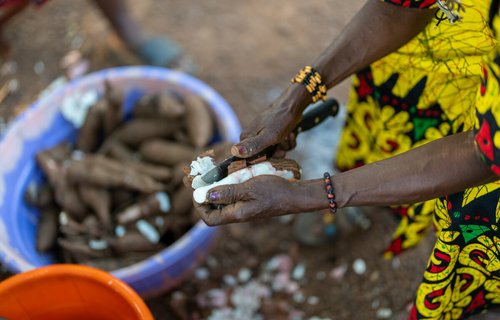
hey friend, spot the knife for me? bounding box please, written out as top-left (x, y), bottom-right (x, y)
top-left (200, 98), bottom-right (340, 184)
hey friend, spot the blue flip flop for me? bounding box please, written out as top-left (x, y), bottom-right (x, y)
top-left (137, 37), bottom-right (196, 74)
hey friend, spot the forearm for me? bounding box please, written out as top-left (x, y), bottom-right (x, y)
top-left (295, 132), bottom-right (497, 211)
top-left (313, 0), bottom-right (434, 87)
top-left (281, 0), bottom-right (434, 113)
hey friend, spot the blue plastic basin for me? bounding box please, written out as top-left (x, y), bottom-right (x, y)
top-left (0, 66), bottom-right (241, 298)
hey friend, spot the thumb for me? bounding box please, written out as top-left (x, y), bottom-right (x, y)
top-left (206, 184), bottom-right (247, 205)
top-left (231, 132), bottom-right (272, 158)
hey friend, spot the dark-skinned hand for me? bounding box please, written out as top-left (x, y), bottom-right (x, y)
top-left (195, 175), bottom-right (304, 226)
top-left (231, 90), bottom-right (306, 159)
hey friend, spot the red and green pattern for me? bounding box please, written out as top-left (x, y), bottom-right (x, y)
top-left (475, 65), bottom-right (500, 176)
top-left (382, 0), bottom-right (437, 9)
top-left (337, 0), bottom-right (500, 318)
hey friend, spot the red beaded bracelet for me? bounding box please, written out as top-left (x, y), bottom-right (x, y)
top-left (323, 172), bottom-right (337, 214)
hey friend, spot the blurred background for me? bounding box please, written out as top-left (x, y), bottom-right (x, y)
top-left (0, 0), bottom-right (435, 319)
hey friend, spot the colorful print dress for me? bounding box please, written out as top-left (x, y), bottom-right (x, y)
top-left (336, 0), bottom-right (500, 318)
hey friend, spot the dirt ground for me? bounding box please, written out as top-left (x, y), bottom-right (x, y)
top-left (0, 0), bottom-right (436, 319)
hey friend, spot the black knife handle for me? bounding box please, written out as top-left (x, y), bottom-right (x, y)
top-left (255, 98), bottom-right (339, 158)
top-left (257, 98), bottom-right (339, 157)
top-left (293, 98), bottom-right (340, 135)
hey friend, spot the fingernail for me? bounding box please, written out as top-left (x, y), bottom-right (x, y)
top-left (209, 192), bottom-right (220, 201)
top-left (238, 145), bottom-right (247, 155)
top-left (231, 145), bottom-right (247, 156)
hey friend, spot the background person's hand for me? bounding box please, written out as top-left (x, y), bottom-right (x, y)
top-left (196, 175), bottom-right (306, 226)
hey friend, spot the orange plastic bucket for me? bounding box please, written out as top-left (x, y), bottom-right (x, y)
top-left (0, 264), bottom-right (154, 320)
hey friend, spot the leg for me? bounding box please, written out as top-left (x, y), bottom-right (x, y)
top-left (91, 0), bottom-right (194, 70)
top-left (91, 0), bottom-right (146, 49)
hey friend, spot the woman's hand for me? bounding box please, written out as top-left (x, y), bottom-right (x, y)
top-left (195, 175), bottom-right (324, 226)
top-left (231, 87), bottom-right (312, 159)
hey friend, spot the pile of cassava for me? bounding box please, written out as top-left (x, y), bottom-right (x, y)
top-left (25, 82), bottom-right (225, 270)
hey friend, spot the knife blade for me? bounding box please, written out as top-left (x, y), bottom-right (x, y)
top-left (200, 98), bottom-right (340, 184)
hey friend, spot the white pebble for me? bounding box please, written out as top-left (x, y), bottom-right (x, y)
top-left (329, 263), bottom-right (348, 280)
top-left (353, 259), bottom-right (367, 275)
top-left (195, 267), bottom-right (210, 280)
top-left (272, 272), bottom-right (290, 292)
top-left (265, 257), bottom-right (280, 271)
top-left (207, 308), bottom-right (232, 320)
top-left (293, 292), bottom-right (305, 303)
top-left (376, 308), bottom-right (393, 319)
top-left (259, 272), bottom-right (273, 283)
top-left (392, 257), bottom-right (401, 269)
top-left (171, 291), bottom-right (185, 301)
top-left (286, 281), bottom-right (299, 294)
top-left (8, 78), bottom-right (18, 92)
top-left (307, 296), bottom-right (320, 305)
top-left (206, 255), bottom-right (218, 269)
top-left (230, 282), bottom-right (262, 313)
top-left (370, 271), bottom-right (380, 282)
top-left (223, 274), bottom-right (237, 287)
top-left (238, 268), bottom-right (252, 283)
top-left (1, 60), bottom-right (17, 76)
top-left (292, 263), bottom-right (306, 280)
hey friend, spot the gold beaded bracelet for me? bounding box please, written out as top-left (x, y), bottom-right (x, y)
top-left (290, 66), bottom-right (327, 102)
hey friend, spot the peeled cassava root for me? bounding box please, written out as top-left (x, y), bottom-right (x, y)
top-left (190, 158), bottom-right (302, 204)
top-left (27, 83), bottom-right (218, 271)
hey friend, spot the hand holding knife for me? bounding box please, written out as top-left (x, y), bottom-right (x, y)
top-left (200, 98), bottom-right (340, 184)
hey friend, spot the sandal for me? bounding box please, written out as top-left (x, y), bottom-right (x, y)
top-left (136, 37), bottom-right (196, 74)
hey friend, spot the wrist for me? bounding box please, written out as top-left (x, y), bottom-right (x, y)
top-left (275, 84), bottom-right (312, 115)
top-left (291, 178), bottom-right (330, 212)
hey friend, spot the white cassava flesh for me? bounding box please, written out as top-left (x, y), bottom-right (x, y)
top-left (189, 156), bottom-right (216, 176)
top-left (192, 161), bottom-right (294, 204)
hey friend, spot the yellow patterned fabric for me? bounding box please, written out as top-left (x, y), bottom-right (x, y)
top-left (336, 0), bottom-right (500, 318)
